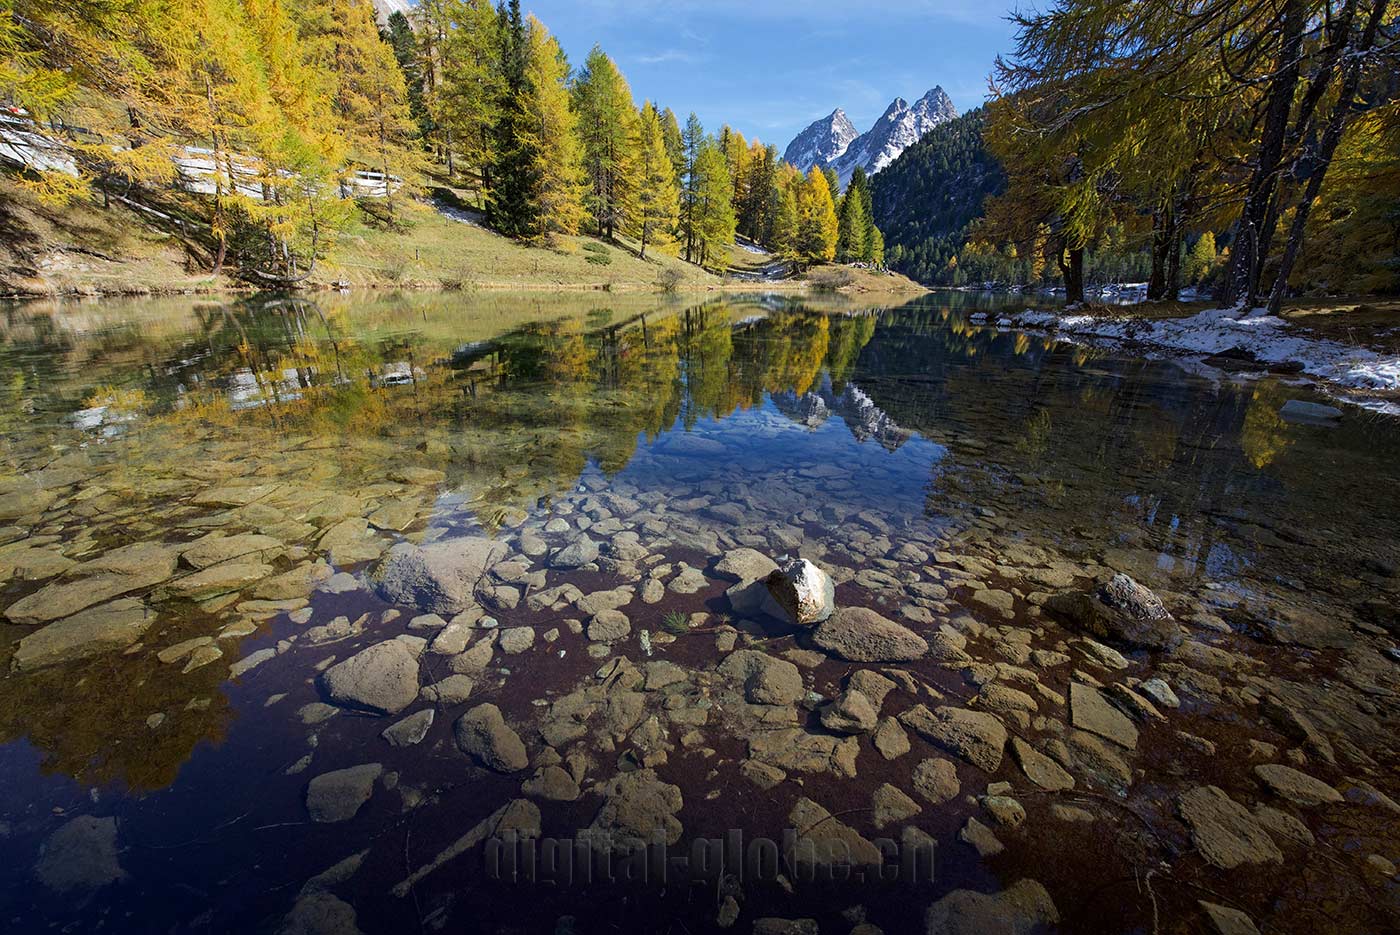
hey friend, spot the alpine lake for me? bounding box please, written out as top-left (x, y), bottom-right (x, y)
top-left (0, 290), bottom-right (1397, 935)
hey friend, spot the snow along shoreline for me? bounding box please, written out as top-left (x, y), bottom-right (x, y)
top-left (974, 306), bottom-right (1400, 414)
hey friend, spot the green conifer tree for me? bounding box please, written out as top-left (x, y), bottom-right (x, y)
top-left (679, 112), bottom-right (705, 262)
top-left (485, 0), bottom-right (540, 237)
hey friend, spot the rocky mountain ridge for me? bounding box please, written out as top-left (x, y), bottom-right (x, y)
top-left (784, 87), bottom-right (957, 188)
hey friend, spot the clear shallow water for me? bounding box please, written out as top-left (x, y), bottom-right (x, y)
top-left (0, 291), bottom-right (1397, 934)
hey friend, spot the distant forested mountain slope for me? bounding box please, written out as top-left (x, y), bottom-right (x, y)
top-left (869, 108), bottom-right (1004, 285)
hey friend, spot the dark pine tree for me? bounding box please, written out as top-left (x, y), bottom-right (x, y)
top-left (382, 11), bottom-right (429, 138)
top-left (486, 0), bottom-right (541, 238)
top-left (869, 108), bottom-right (1005, 284)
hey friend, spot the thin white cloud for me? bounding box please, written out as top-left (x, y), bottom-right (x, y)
top-left (635, 49), bottom-right (703, 65)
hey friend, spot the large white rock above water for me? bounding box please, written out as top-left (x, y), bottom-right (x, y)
top-left (764, 558), bottom-right (836, 626)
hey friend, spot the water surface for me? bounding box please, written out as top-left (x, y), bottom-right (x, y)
top-left (1, 291), bottom-right (1396, 934)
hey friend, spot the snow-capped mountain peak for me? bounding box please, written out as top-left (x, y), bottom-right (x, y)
top-left (372, 0), bottom-right (415, 26)
top-left (782, 109), bottom-right (860, 176)
top-left (784, 87), bottom-right (957, 188)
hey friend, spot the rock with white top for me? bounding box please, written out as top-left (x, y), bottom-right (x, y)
top-left (765, 558), bottom-right (836, 626)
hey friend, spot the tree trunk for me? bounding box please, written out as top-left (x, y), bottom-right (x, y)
top-left (1058, 245), bottom-right (1084, 304)
top-left (212, 233), bottom-right (227, 277)
top-left (380, 102), bottom-right (394, 223)
top-left (205, 77), bottom-right (227, 277)
top-left (1165, 226), bottom-right (1182, 302)
top-left (1220, 0), bottom-right (1307, 308)
top-left (1267, 0), bottom-right (1390, 313)
top-left (1147, 205), bottom-right (1172, 301)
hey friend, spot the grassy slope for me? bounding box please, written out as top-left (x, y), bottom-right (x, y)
top-left (0, 175), bottom-right (219, 296)
top-left (316, 198), bottom-right (722, 293)
top-left (807, 265), bottom-right (932, 298)
top-left (0, 171), bottom-right (927, 299)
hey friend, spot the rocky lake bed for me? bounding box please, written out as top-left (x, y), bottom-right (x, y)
top-left (0, 292), bottom-right (1397, 934)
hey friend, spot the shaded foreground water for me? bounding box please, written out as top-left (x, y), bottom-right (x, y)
top-left (0, 291), bottom-right (1397, 934)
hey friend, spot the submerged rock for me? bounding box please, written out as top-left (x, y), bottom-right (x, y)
top-left (321, 640), bottom-right (420, 715)
top-left (814, 607), bottom-right (928, 662)
top-left (454, 703), bottom-right (528, 772)
top-left (420, 674), bottom-right (474, 705)
top-left (317, 518), bottom-right (385, 566)
top-left (277, 891), bottom-right (363, 935)
top-left (5, 542), bottom-right (178, 624)
top-left (765, 558), bottom-right (836, 626)
top-left (871, 783), bottom-right (922, 828)
top-left (581, 768), bottom-right (683, 855)
top-left (159, 559), bottom-right (272, 601)
top-left (958, 816), bottom-right (1003, 857)
top-left (381, 709), bottom-right (435, 748)
top-left (923, 879), bottom-right (1058, 935)
top-left (182, 532), bottom-right (283, 570)
top-left (820, 689), bottom-right (879, 734)
top-left (35, 816), bottom-right (127, 893)
top-left (521, 765), bottom-right (581, 802)
top-left (1178, 786), bottom-right (1283, 869)
top-left (371, 538), bottom-right (507, 615)
top-left (1066, 729), bottom-right (1134, 794)
top-left (306, 764), bottom-right (383, 823)
top-left (900, 706), bottom-right (1006, 773)
top-left (587, 610), bottom-right (631, 643)
top-left (499, 626), bottom-right (535, 654)
top-left (1253, 764), bottom-right (1342, 807)
top-left (257, 563), bottom-right (335, 601)
top-left (873, 717), bottom-right (912, 760)
top-left (1279, 399), bottom-right (1343, 425)
top-left (1010, 737), bottom-right (1075, 792)
top-left (12, 599), bottom-right (155, 671)
top-left (786, 797), bottom-right (883, 873)
top-left (1046, 573), bottom-right (1183, 650)
top-left (714, 548), bottom-right (779, 582)
top-left (550, 535), bottom-right (599, 569)
top-left (1068, 683), bottom-right (1139, 749)
top-left (717, 650), bottom-right (805, 705)
top-left (748, 728), bottom-right (859, 778)
top-left (912, 757), bottom-right (961, 804)
top-left (1198, 901), bottom-right (1261, 935)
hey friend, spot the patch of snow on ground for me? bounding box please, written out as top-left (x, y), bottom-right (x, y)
top-left (434, 201), bottom-right (483, 226)
top-left (1000, 306), bottom-right (1400, 412)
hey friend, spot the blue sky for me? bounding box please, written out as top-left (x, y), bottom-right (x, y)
top-left (521, 1), bottom-right (1019, 148)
